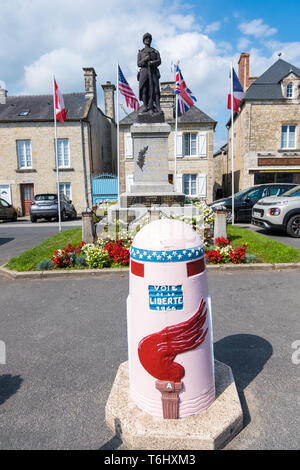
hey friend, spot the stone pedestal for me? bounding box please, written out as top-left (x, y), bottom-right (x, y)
top-left (130, 123), bottom-right (173, 194)
top-left (105, 360), bottom-right (243, 450)
top-left (82, 210), bottom-right (94, 243)
top-left (108, 122), bottom-right (185, 226)
top-left (213, 209), bottom-right (227, 240)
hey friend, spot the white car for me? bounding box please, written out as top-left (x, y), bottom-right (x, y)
top-left (251, 185), bottom-right (300, 237)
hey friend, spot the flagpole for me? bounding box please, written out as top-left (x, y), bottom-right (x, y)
top-left (53, 75), bottom-right (62, 233)
top-left (230, 61), bottom-right (235, 225)
top-left (116, 62), bottom-right (120, 203)
top-left (174, 61), bottom-right (179, 192)
top-left (174, 93), bottom-right (178, 191)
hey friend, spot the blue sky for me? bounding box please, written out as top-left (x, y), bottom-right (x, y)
top-left (1, 0), bottom-right (299, 150)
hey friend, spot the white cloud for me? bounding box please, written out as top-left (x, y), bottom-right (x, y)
top-left (265, 40), bottom-right (300, 64)
top-left (169, 14), bottom-right (197, 31)
top-left (237, 37), bottom-right (252, 52)
top-left (204, 21), bottom-right (221, 34)
top-left (23, 49), bottom-right (84, 94)
top-left (239, 18), bottom-right (277, 38)
top-left (1, 1), bottom-right (300, 149)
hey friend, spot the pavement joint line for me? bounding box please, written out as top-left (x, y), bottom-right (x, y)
top-left (1, 261), bottom-right (300, 279)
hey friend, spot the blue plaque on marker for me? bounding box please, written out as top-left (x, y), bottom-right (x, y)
top-left (148, 285), bottom-right (184, 311)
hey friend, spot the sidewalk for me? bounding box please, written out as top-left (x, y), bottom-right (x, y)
top-left (0, 270), bottom-right (299, 449)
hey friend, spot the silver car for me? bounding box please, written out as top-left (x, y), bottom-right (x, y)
top-left (252, 185), bottom-right (300, 237)
top-left (30, 193), bottom-right (77, 223)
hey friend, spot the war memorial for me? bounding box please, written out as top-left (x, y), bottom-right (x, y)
top-left (105, 34), bottom-right (243, 450)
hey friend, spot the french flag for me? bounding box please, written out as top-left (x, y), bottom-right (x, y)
top-left (227, 67), bottom-right (245, 113)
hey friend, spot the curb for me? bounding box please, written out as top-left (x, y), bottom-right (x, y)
top-left (1, 261), bottom-right (300, 279)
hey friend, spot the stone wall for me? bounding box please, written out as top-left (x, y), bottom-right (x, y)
top-left (0, 121), bottom-right (91, 214)
top-left (226, 100), bottom-right (300, 192)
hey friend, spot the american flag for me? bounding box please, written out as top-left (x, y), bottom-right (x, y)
top-left (118, 65), bottom-right (140, 111)
top-left (175, 65), bottom-right (197, 114)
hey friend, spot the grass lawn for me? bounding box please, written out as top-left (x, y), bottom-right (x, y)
top-left (227, 225), bottom-right (300, 264)
top-left (6, 228), bottom-right (82, 272)
top-left (4, 225), bottom-right (300, 272)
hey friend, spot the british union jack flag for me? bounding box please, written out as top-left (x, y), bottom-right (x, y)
top-left (175, 65), bottom-right (197, 114)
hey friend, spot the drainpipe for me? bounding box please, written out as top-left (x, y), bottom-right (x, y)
top-left (80, 119), bottom-right (90, 210)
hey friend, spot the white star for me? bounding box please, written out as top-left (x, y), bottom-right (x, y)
top-left (161, 251), bottom-right (166, 256)
top-left (157, 255), bottom-right (162, 260)
top-left (147, 254), bottom-right (152, 259)
top-left (188, 252), bottom-right (192, 257)
top-left (167, 255), bottom-right (172, 260)
top-left (178, 254), bottom-right (183, 259)
top-left (172, 251), bottom-right (177, 256)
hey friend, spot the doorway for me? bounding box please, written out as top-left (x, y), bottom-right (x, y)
top-left (21, 184), bottom-right (34, 216)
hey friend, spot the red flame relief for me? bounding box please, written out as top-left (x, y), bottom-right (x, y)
top-left (138, 299), bottom-right (208, 383)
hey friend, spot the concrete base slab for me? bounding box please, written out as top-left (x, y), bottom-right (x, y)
top-left (105, 360), bottom-right (243, 450)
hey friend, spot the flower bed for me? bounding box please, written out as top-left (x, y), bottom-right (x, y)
top-left (37, 238), bottom-right (131, 271)
top-left (205, 237), bottom-right (247, 264)
top-left (36, 203), bottom-right (255, 270)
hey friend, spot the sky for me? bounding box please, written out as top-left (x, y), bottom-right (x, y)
top-left (1, 0), bottom-right (300, 150)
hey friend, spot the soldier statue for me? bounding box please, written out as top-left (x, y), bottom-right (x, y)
top-left (137, 33), bottom-right (162, 116)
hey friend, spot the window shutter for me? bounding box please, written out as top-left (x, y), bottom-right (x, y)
top-left (198, 174), bottom-right (207, 197)
top-left (198, 132), bottom-right (207, 157)
top-left (176, 174), bottom-right (183, 192)
top-left (126, 174), bottom-right (134, 192)
top-left (176, 131), bottom-right (183, 158)
top-left (125, 132), bottom-right (133, 158)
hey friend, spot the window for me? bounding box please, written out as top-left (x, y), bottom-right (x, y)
top-left (281, 125), bottom-right (295, 149)
top-left (124, 132), bottom-right (133, 158)
top-left (183, 174), bottom-right (197, 196)
top-left (183, 133), bottom-right (197, 156)
top-left (35, 194), bottom-right (56, 201)
top-left (0, 198), bottom-right (9, 208)
top-left (287, 83), bottom-right (293, 98)
top-left (57, 139), bottom-right (70, 167)
top-left (59, 183), bottom-right (71, 201)
top-left (17, 140), bottom-right (32, 168)
top-left (240, 187), bottom-right (264, 202)
top-left (18, 110), bottom-right (30, 116)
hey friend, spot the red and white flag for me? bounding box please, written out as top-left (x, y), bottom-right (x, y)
top-left (54, 78), bottom-right (66, 122)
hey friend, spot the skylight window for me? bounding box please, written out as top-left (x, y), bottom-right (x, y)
top-left (19, 110), bottom-right (30, 116)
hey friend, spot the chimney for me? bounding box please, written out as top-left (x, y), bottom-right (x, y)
top-left (238, 53), bottom-right (250, 91)
top-left (0, 87), bottom-right (7, 105)
top-left (160, 81), bottom-right (175, 121)
top-left (83, 67), bottom-right (97, 104)
top-left (101, 81), bottom-right (116, 121)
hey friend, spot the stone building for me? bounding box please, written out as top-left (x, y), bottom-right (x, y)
top-left (0, 68), bottom-right (117, 215)
top-left (217, 54), bottom-right (300, 196)
top-left (118, 81), bottom-right (217, 203)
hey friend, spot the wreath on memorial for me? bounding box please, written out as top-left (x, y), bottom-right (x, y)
top-left (137, 146), bottom-right (148, 171)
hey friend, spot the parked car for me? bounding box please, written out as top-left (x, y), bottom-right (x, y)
top-left (251, 184), bottom-right (300, 237)
top-left (209, 183), bottom-right (297, 223)
top-left (30, 193), bottom-right (77, 223)
top-left (0, 198), bottom-right (17, 222)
